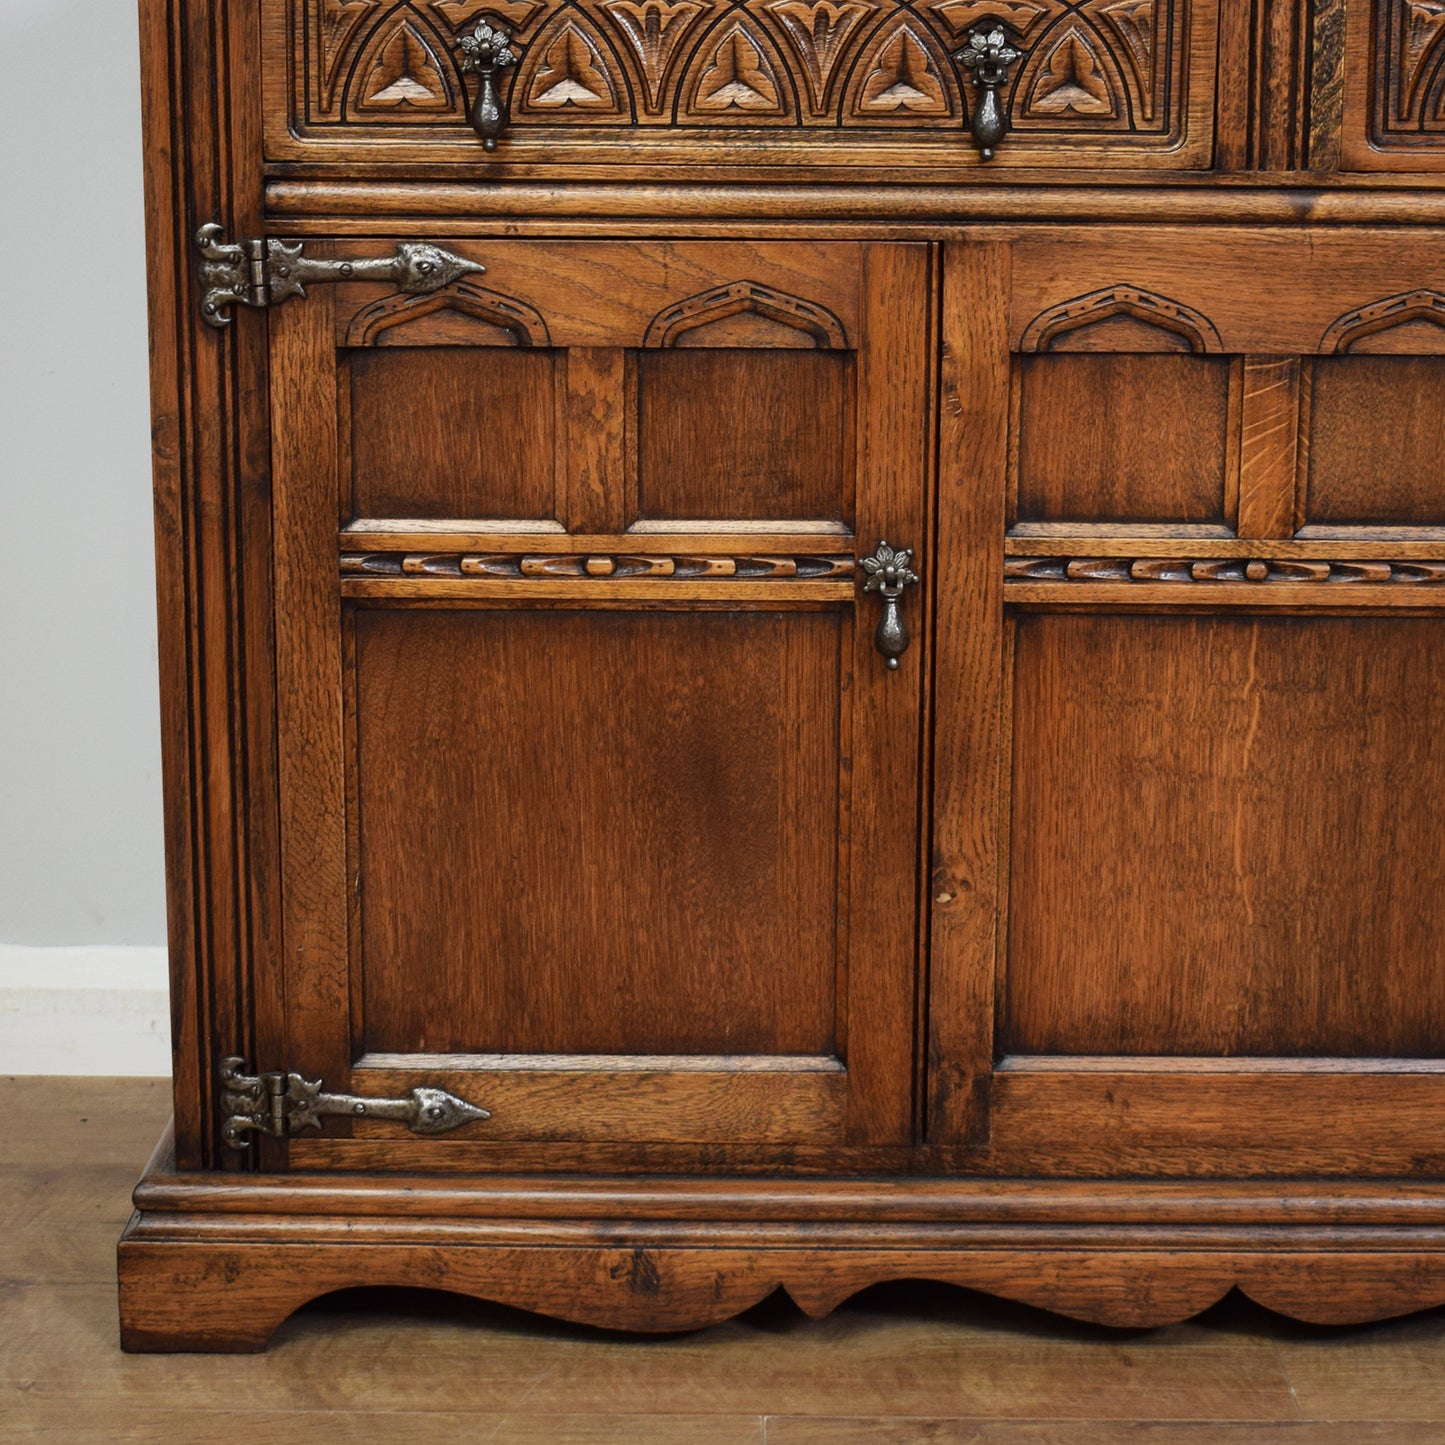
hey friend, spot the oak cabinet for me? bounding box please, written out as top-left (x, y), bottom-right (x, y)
top-left (120, 0), bottom-right (1445, 1351)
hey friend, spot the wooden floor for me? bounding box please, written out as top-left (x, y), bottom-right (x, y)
top-left (5, 1079), bottom-right (1445, 1443)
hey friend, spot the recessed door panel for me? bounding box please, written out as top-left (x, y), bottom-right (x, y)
top-left (355, 608), bottom-right (841, 1058)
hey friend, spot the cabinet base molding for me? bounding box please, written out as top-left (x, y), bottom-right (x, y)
top-left (118, 1131), bottom-right (1445, 1351)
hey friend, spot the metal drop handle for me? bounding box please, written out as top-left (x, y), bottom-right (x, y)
top-left (954, 26), bottom-right (1025, 161)
top-left (862, 541), bottom-right (920, 671)
top-left (456, 20), bottom-right (521, 151)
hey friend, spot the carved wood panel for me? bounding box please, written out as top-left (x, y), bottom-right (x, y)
top-left (268, 0), bottom-right (1212, 162)
top-left (1375, 0), bottom-right (1445, 142)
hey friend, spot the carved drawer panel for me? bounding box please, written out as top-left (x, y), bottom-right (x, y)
top-left (1344, 0), bottom-right (1445, 170)
top-left (261, 0), bottom-right (1220, 170)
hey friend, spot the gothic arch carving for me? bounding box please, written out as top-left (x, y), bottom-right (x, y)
top-left (317, 0), bottom-right (385, 108)
top-left (602, 0), bottom-right (713, 113)
top-left (1320, 290), bottom-right (1445, 354)
top-left (643, 281), bottom-right (848, 348)
top-left (1014, 14), bottom-right (1130, 125)
top-left (342, 5), bottom-right (465, 119)
top-left (841, 12), bottom-right (957, 120)
top-left (677, 14), bottom-right (799, 120)
top-left (513, 9), bottom-right (635, 119)
top-left (344, 282), bottom-right (553, 347)
top-left (1019, 285), bottom-right (1223, 353)
top-left (763, 0), bottom-right (880, 116)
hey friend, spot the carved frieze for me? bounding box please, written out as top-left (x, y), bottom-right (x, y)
top-left (282, 0), bottom-right (1193, 143)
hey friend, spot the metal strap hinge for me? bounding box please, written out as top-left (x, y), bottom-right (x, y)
top-left (195, 223), bottom-right (485, 329)
top-left (218, 1056), bottom-right (490, 1150)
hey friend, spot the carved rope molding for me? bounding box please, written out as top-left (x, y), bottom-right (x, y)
top-left (1005, 557), bottom-right (1445, 584)
top-left (341, 552), bottom-right (857, 579)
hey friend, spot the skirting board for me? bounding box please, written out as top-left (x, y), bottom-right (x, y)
top-left (0, 945), bottom-right (170, 1076)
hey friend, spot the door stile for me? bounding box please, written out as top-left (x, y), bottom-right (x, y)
top-left (846, 243), bottom-right (932, 1144)
top-left (268, 271), bottom-right (353, 1114)
top-left (927, 237), bottom-right (1011, 1145)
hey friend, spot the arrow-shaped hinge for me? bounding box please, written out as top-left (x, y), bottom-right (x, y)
top-left (218, 1056), bottom-right (490, 1149)
top-left (194, 223), bottom-right (485, 328)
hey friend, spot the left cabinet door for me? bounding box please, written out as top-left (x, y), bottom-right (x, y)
top-left (261, 238), bottom-right (932, 1169)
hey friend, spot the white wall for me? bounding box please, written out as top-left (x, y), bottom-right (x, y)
top-left (0, 1), bottom-right (171, 1070)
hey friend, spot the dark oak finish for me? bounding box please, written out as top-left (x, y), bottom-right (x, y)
top-left (122, 0), bottom-right (1445, 1349)
top-left (1006, 613), bottom-right (1445, 1058)
top-left (355, 608), bottom-right (842, 1059)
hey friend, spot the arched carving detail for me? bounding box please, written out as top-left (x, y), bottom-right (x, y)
top-left (677, 14), bottom-right (798, 120)
top-left (317, 0), bottom-right (385, 108)
top-left (1014, 15), bottom-right (1129, 125)
top-left (927, 0), bottom-right (1055, 42)
top-left (342, 5), bottom-right (466, 119)
top-left (841, 13), bottom-right (958, 120)
top-left (763, 0), bottom-right (880, 116)
top-left (643, 281), bottom-right (848, 348)
top-left (1020, 285), bottom-right (1224, 353)
top-left (344, 281), bottom-right (553, 348)
top-left (602, 0), bottom-right (713, 113)
top-left (1320, 290), bottom-right (1445, 354)
top-left (513, 9), bottom-right (635, 119)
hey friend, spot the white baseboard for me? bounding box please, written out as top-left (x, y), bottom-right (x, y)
top-left (0, 945), bottom-right (171, 1076)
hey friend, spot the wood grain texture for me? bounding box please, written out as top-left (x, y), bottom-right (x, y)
top-left (843, 243), bottom-right (931, 1144)
top-left (563, 346), bottom-right (633, 533)
top-left (354, 608), bottom-right (841, 1058)
top-left (927, 238), bottom-right (1008, 1145)
top-left (139, 0), bottom-right (280, 1170)
top-left (1006, 614), bottom-right (1445, 1057)
top-left (1014, 354), bottom-right (1233, 525)
top-left (1305, 356), bottom-right (1445, 525)
top-left (349, 346), bottom-right (558, 521)
top-left (637, 349), bottom-right (853, 523)
top-left (267, 181), bottom-right (1445, 227)
top-left (270, 275), bottom-right (355, 1102)
top-left (1237, 356), bottom-right (1304, 539)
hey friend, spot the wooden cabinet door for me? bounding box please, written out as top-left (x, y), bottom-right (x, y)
top-left (265, 240), bottom-right (931, 1168)
top-left (932, 228), bottom-right (1445, 1175)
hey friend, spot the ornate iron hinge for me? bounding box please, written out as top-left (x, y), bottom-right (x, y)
top-left (218, 1056), bottom-right (490, 1150)
top-left (195, 223), bottom-right (485, 328)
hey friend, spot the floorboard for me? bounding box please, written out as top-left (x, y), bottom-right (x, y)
top-left (2, 1076), bottom-right (1443, 1442)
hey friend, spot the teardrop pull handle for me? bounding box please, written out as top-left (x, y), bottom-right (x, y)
top-left (954, 26), bottom-right (1025, 161)
top-left (456, 20), bottom-right (522, 152)
top-left (862, 540), bottom-right (921, 671)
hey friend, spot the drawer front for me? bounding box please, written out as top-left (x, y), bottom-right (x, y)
top-left (1344, 0), bottom-right (1445, 171)
top-left (262, 0), bottom-right (1219, 171)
